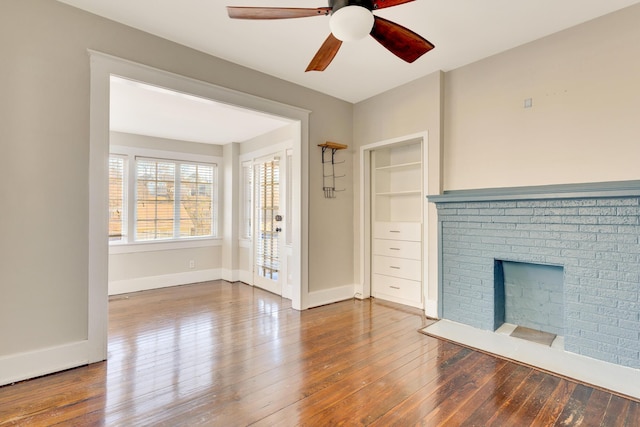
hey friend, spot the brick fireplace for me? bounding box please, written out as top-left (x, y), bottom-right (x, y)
top-left (429, 181), bottom-right (640, 370)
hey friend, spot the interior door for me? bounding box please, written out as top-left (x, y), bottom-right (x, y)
top-left (253, 156), bottom-right (283, 295)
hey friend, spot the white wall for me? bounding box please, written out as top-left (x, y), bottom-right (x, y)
top-left (444, 4), bottom-right (640, 190)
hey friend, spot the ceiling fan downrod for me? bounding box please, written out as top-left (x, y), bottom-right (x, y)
top-left (329, 0), bottom-right (375, 13)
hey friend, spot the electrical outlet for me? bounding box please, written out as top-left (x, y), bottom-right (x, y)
top-left (189, 260), bottom-right (195, 269)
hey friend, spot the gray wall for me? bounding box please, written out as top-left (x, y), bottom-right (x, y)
top-left (0, 0), bottom-right (353, 359)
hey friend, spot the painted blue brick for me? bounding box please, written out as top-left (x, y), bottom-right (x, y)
top-left (598, 305), bottom-right (639, 322)
top-left (617, 206), bottom-right (640, 215)
top-left (490, 201), bottom-right (517, 208)
top-left (568, 318), bottom-right (600, 333)
top-left (618, 225), bottom-right (640, 234)
top-left (580, 224), bottom-right (618, 233)
top-left (578, 207), bottom-right (617, 216)
top-left (599, 215), bottom-right (639, 225)
top-left (561, 249), bottom-right (596, 259)
top-left (597, 342), bottom-right (638, 359)
top-left (517, 201), bottom-right (548, 208)
top-left (597, 251), bottom-right (639, 263)
top-left (580, 329), bottom-right (620, 345)
top-left (562, 216), bottom-right (598, 225)
top-left (556, 199), bottom-right (598, 207)
top-left (617, 280), bottom-right (640, 291)
top-left (560, 232), bottom-right (597, 242)
top-left (596, 234), bottom-right (638, 244)
top-left (580, 293), bottom-right (619, 308)
top-left (597, 198), bottom-right (639, 207)
top-left (574, 346), bottom-right (618, 364)
top-left (578, 260), bottom-right (618, 273)
top-left (619, 337), bottom-right (640, 352)
top-left (437, 194), bottom-right (640, 368)
top-left (534, 207), bottom-right (580, 216)
top-left (531, 216), bottom-right (564, 224)
top-left (579, 311), bottom-right (619, 327)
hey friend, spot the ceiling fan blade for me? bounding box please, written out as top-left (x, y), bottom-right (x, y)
top-left (369, 16), bottom-right (434, 63)
top-left (227, 6), bottom-right (331, 20)
top-left (372, 0), bottom-right (415, 10)
top-left (306, 33), bottom-right (343, 72)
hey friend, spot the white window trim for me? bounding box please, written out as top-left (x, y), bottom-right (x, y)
top-left (109, 145), bottom-right (222, 253)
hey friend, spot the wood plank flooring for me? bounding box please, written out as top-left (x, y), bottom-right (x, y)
top-left (1, 280), bottom-right (638, 426)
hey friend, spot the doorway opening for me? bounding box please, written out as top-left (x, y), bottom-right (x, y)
top-left (89, 51), bottom-right (310, 364)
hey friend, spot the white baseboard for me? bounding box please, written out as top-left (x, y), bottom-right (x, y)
top-left (108, 268), bottom-right (221, 295)
top-left (307, 284), bottom-right (355, 308)
top-left (424, 298), bottom-right (438, 318)
top-left (220, 268), bottom-right (240, 283)
top-left (282, 283), bottom-right (293, 300)
top-left (238, 270), bottom-right (252, 285)
top-left (0, 340), bottom-right (90, 387)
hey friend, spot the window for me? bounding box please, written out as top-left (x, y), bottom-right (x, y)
top-left (136, 157), bottom-right (216, 241)
top-left (109, 152), bottom-right (217, 244)
top-left (108, 155), bottom-right (126, 242)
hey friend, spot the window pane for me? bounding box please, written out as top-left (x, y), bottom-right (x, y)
top-left (109, 156), bottom-right (125, 241)
top-left (179, 163), bottom-right (214, 237)
top-left (135, 159), bottom-right (175, 241)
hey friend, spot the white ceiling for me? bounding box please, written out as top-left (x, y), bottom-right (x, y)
top-left (109, 76), bottom-right (291, 144)
top-left (59, 0), bottom-right (640, 103)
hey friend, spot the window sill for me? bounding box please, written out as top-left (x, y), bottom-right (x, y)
top-left (109, 237), bottom-right (222, 254)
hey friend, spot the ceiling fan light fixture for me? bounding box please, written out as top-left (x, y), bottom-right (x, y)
top-left (329, 5), bottom-right (374, 42)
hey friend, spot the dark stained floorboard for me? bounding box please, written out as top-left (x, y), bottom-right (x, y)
top-left (0, 280), bottom-right (638, 426)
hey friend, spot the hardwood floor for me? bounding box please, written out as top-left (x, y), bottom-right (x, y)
top-left (1, 280), bottom-right (638, 426)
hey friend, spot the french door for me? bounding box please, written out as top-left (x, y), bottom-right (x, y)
top-left (253, 156), bottom-right (283, 295)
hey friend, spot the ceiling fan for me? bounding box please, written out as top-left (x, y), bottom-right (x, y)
top-left (227, 0), bottom-right (435, 72)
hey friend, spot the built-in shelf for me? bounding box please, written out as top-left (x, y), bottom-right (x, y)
top-left (375, 161), bottom-right (421, 172)
top-left (370, 140), bottom-right (424, 309)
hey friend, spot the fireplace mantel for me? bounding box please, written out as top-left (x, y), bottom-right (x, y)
top-left (428, 180), bottom-right (640, 204)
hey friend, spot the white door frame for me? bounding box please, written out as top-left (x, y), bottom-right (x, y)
top-left (88, 51), bottom-right (310, 363)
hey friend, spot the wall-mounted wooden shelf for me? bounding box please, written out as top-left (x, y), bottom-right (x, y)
top-left (318, 141), bottom-right (348, 150)
top-left (318, 141), bottom-right (348, 198)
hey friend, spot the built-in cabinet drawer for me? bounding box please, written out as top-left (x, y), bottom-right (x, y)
top-left (374, 222), bottom-right (421, 242)
top-left (373, 239), bottom-right (421, 260)
top-left (372, 255), bottom-right (422, 281)
top-left (372, 274), bottom-right (422, 306)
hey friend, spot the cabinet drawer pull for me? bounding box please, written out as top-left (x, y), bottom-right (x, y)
top-left (390, 286), bottom-right (401, 290)
top-left (390, 266), bottom-right (400, 269)
top-left (389, 230), bottom-right (400, 233)
top-left (389, 248), bottom-right (400, 251)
